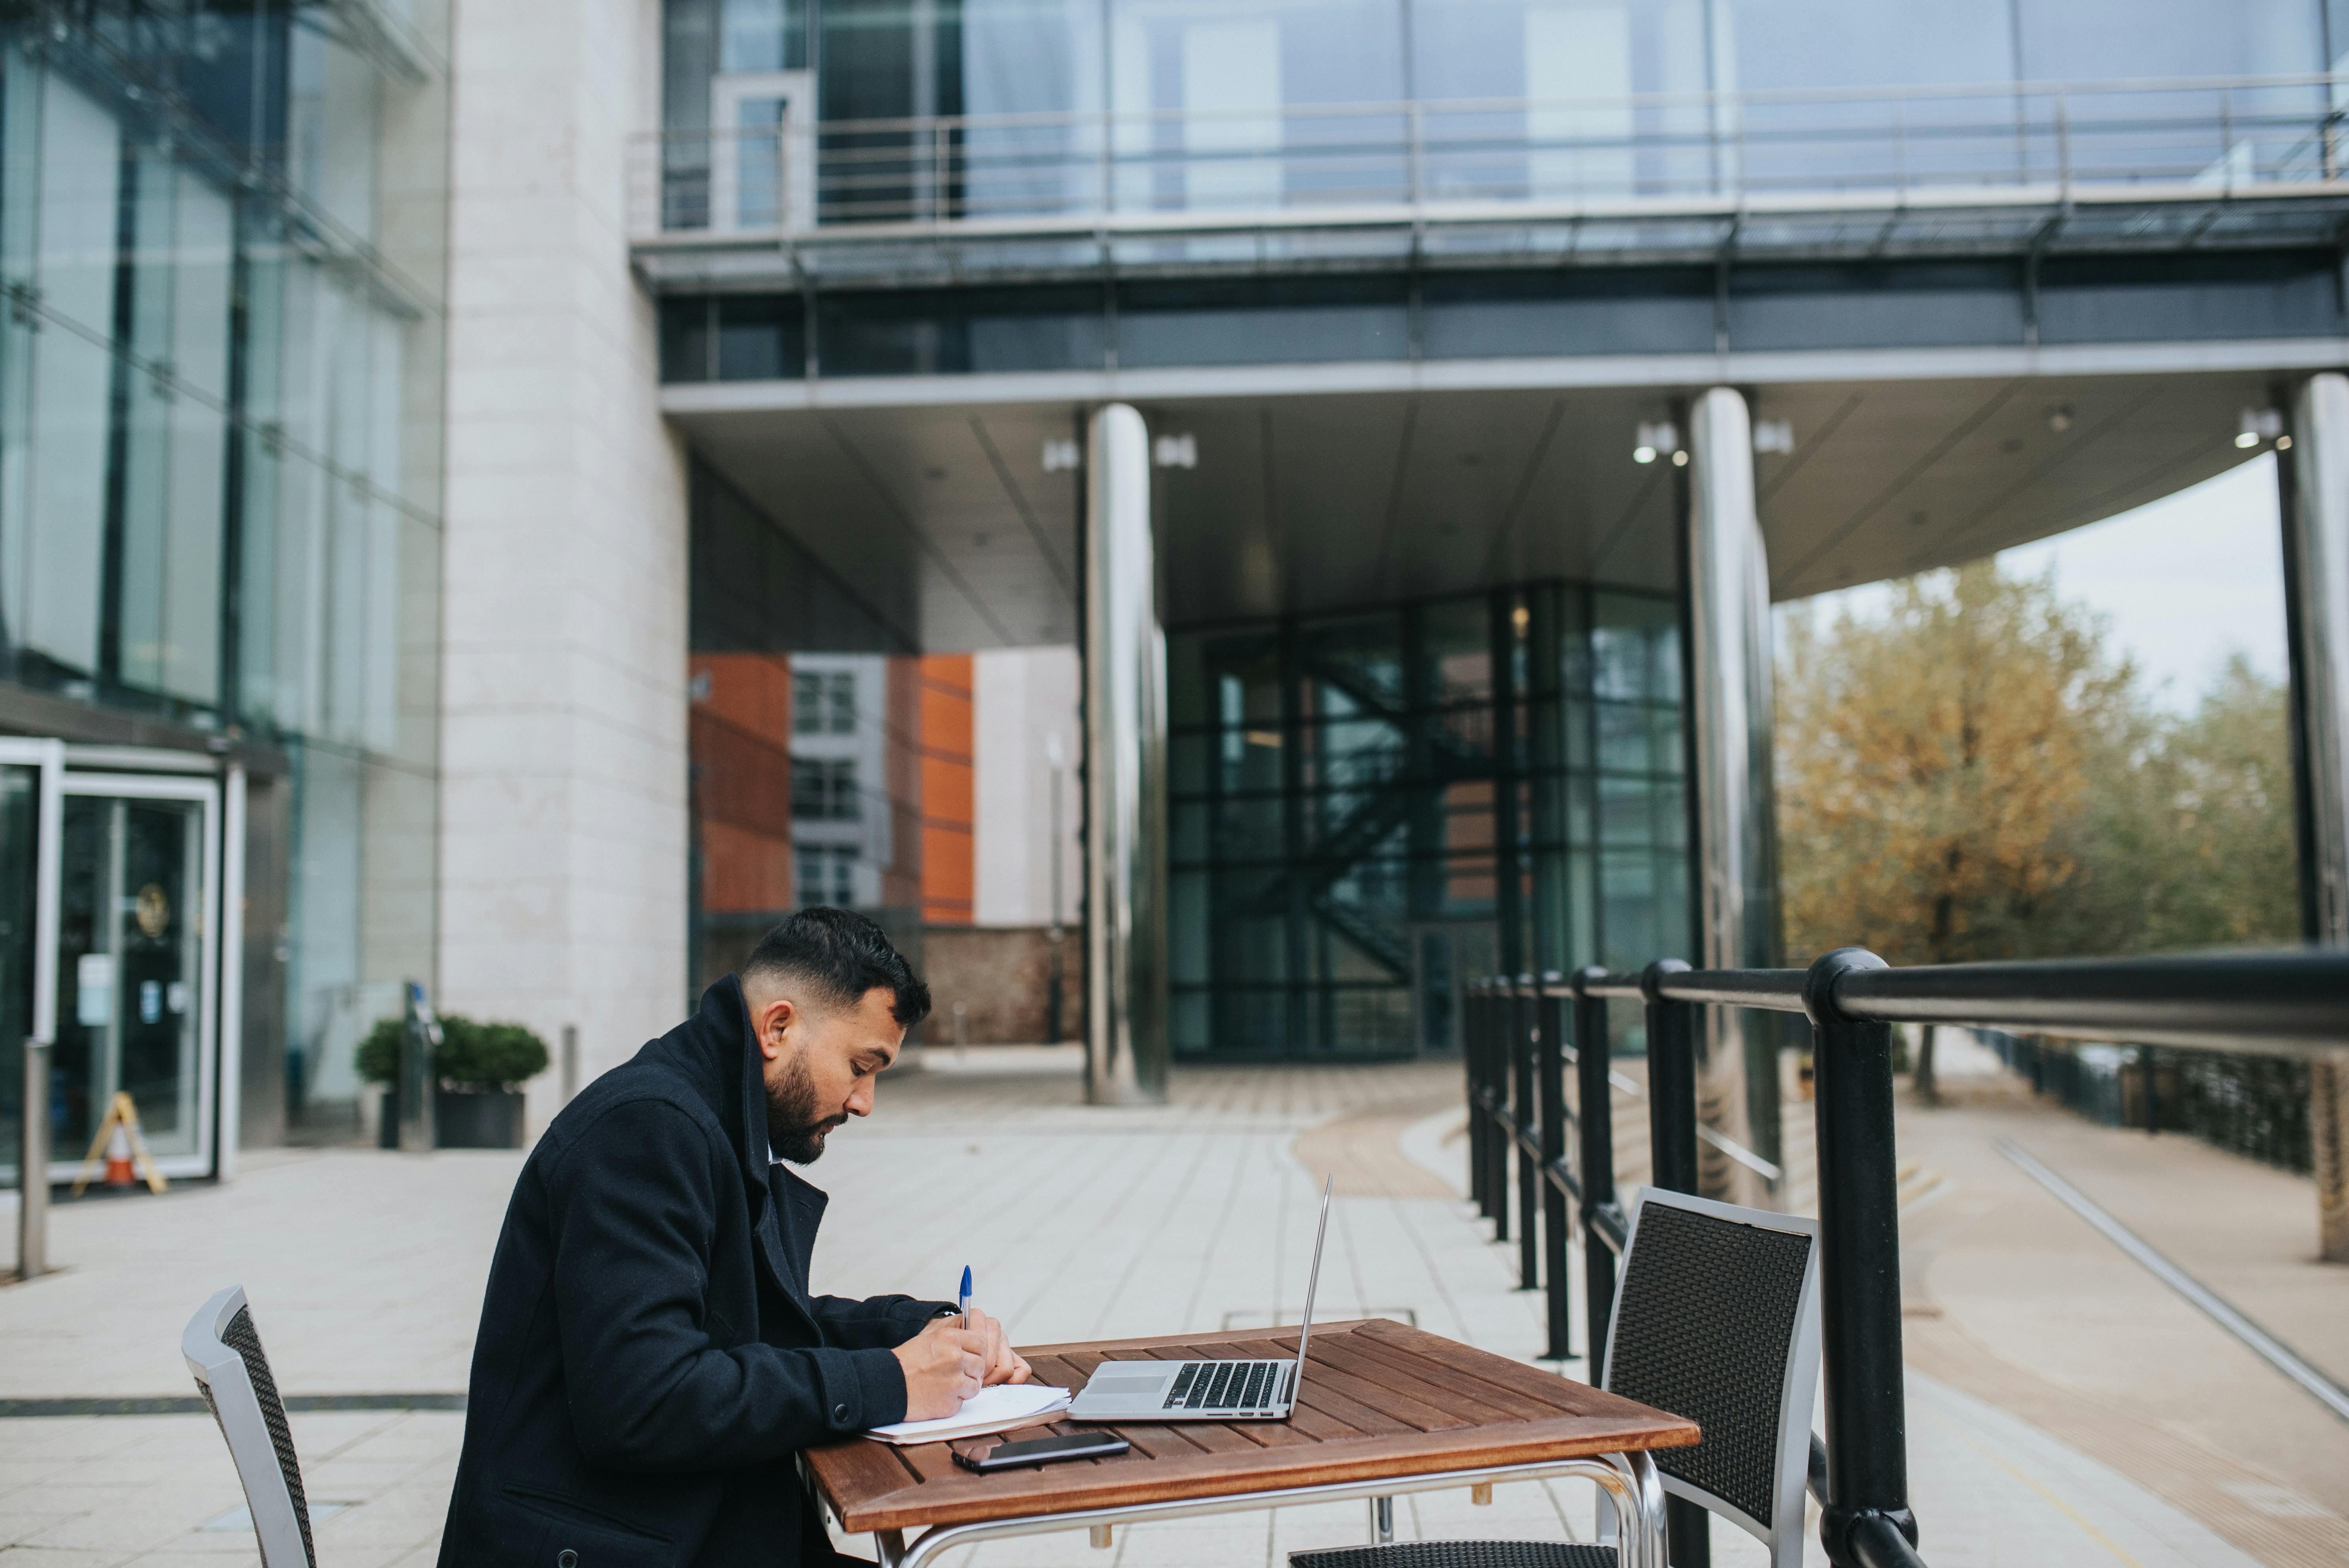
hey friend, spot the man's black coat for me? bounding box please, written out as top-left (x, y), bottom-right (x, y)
top-left (437, 977), bottom-right (951, 1568)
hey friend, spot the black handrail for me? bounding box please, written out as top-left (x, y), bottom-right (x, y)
top-left (1464, 944), bottom-right (2349, 1568)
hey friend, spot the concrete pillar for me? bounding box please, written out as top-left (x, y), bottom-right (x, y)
top-left (1081, 405), bottom-right (1168, 1103)
top-left (2281, 372), bottom-right (2349, 1262)
top-left (1684, 386), bottom-right (1784, 1207)
top-left (437, 0), bottom-right (691, 1131)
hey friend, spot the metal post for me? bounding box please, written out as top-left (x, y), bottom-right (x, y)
top-left (1465, 981), bottom-right (1485, 1213)
top-left (1491, 979), bottom-right (1511, 1244)
top-left (17, 1038), bottom-right (47, 1281)
top-left (2142, 1046), bottom-right (2159, 1136)
top-left (1801, 948), bottom-right (1919, 1568)
top-left (1048, 734), bottom-right (1066, 1045)
top-left (2282, 371), bottom-right (2349, 1262)
top-left (1368, 1496), bottom-right (1395, 1544)
top-left (1638, 960), bottom-right (1707, 1566)
top-left (1640, 961), bottom-right (1701, 1196)
top-left (1537, 977), bottom-right (1573, 1362)
top-left (1572, 969), bottom-right (1617, 1383)
top-left (1471, 981), bottom-right (1493, 1218)
top-left (1683, 385), bottom-right (1781, 1208)
top-left (1082, 403), bottom-right (1169, 1104)
top-left (398, 981), bottom-right (438, 1153)
top-left (1515, 973), bottom-right (1541, 1288)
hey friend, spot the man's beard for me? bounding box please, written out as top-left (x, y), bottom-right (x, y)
top-left (767, 1052), bottom-right (846, 1165)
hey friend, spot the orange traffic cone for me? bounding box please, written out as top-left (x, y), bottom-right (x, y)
top-left (104, 1122), bottom-right (134, 1186)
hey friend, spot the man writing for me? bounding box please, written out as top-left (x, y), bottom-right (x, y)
top-left (438, 909), bottom-right (1029, 1568)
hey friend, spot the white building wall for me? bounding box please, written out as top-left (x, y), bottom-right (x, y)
top-left (438, 0), bottom-right (690, 1132)
top-left (972, 647), bottom-right (1082, 929)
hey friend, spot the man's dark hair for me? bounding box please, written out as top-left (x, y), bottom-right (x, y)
top-left (742, 908), bottom-right (932, 1028)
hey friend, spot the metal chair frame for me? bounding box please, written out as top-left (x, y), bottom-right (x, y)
top-left (183, 1285), bottom-right (316, 1568)
top-left (1602, 1188), bottom-right (1822, 1568)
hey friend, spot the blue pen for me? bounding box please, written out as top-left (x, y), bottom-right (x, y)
top-left (959, 1265), bottom-right (973, 1329)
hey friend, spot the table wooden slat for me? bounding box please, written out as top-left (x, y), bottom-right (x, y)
top-left (807, 1320), bottom-right (1697, 1536)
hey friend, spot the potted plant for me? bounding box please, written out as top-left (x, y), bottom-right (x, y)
top-left (357, 1014), bottom-right (548, 1149)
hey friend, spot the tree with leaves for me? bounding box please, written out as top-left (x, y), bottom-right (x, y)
top-left (1776, 562), bottom-right (2294, 1099)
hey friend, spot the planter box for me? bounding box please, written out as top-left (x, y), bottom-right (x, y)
top-left (435, 1089), bottom-right (525, 1149)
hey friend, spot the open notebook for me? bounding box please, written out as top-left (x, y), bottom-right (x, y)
top-left (864, 1384), bottom-right (1073, 1446)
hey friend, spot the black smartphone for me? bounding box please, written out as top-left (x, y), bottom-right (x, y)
top-left (952, 1432), bottom-right (1132, 1473)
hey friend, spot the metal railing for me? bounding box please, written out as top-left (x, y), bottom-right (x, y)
top-left (1465, 946), bottom-right (2349, 1568)
top-left (633, 73), bottom-right (2349, 243)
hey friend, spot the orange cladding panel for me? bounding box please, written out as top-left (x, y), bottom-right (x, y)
top-left (919, 655), bottom-right (975, 924)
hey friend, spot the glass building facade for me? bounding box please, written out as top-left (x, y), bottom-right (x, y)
top-left (1166, 586), bottom-right (1686, 1060)
top-left (658, 0), bottom-right (2343, 225)
top-left (0, 1), bottom-right (448, 1168)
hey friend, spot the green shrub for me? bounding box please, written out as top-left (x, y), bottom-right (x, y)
top-left (354, 1013), bottom-right (550, 1092)
top-left (356, 1016), bottom-right (406, 1086)
top-left (437, 1018), bottom-right (550, 1091)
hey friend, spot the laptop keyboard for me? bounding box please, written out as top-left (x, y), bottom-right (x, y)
top-left (1162, 1360), bottom-right (1290, 1411)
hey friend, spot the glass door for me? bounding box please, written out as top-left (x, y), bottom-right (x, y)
top-left (711, 70), bottom-right (816, 231)
top-left (53, 774), bottom-right (218, 1179)
top-left (0, 740), bottom-right (62, 1189)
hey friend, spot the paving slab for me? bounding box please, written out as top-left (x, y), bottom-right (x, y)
top-left (0, 1046), bottom-right (2307, 1567)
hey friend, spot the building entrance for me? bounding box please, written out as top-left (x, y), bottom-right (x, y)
top-left (1167, 584), bottom-right (1691, 1061)
top-left (1, 742), bottom-right (237, 1186)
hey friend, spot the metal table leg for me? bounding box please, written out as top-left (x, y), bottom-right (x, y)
top-left (1368, 1496), bottom-right (1394, 1544)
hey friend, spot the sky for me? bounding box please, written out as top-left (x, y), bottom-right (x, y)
top-left (1783, 452), bottom-right (2292, 714)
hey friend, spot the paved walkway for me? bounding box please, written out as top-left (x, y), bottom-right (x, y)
top-left (0, 1044), bottom-right (2338, 1567)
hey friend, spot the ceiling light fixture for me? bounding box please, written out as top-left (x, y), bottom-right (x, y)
top-left (1041, 437), bottom-right (1081, 472)
top-left (1634, 421), bottom-right (1678, 465)
top-left (2238, 408), bottom-right (2283, 449)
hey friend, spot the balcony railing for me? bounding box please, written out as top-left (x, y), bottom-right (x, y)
top-left (1464, 948), bottom-right (2349, 1568)
top-left (632, 73), bottom-right (2349, 249)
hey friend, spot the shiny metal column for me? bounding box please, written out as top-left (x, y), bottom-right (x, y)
top-left (1684, 386), bottom-right (1782, 1207)
top-left (2282, 371), bottom-right (2349, 1262)
top-left (1082, 404), bottom-right (1169, 1103)
top-left (16, 1039), bottom-right (47, 1280)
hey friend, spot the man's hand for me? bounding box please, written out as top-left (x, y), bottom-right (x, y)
top-left (892, 1318), bottom-right (988, 1421)
top-left (961, 1308), bottom-right (1034, 1388)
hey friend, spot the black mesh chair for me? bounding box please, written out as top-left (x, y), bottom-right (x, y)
top-left (1291, 1189), bottom-right (1820, 1568)
top-left (184, 1285), bottom-right (317, 1568)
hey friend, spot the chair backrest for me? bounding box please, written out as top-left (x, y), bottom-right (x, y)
top-left (1601, 1188), bottom-right (1821, 1568)
top-left (183, 1286), bottom-right (316, 1568)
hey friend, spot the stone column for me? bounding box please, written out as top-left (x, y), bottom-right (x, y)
top-left (1684, 386), bottom-right (1784, 1207)
top-left (1081, 405), bottom-right (1169, 1103)
top-left (437, 0), bottom-right (691, 1132)
top-left (2282, 372), bottom-right (2349, 1262)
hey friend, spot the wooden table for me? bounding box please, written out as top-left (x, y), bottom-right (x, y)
top-left (805, 1319), bottom-right (1698, 1568)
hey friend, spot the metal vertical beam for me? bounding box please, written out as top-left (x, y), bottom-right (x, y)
top-left (1638, 959), bottom-right (1707, 1568)
top-left (1491, 977), bottom-right (1511, 1245)
top-left (1468, 983), bottom-right (1490, 1215)
top-left (16, 1040), bottom-right (46, 1281)
top-left (1641, 960), bottom-right (1701, 1197)
top-left (1572, 969), bottom-right (1617, 1385)
top-left (1802, 948), bottom-right (1919, 1568)
top-left (1537, 979), bottom-right (1574, 1362)
top-left (2284, 374), bottom-right (2349, 1263)
top-left (1082, 402), bottom-right (1168, 1103)
top-left (1515, 975), bottom-right (1541, 1289)
top-left (2285, 371), bottom-right (2349, 939)
top-left (217, 763), bottom-right (246, 1183)
top-left (1683, 386), bottom-right (1782, 1207)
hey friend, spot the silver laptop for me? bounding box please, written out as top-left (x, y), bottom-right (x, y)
top-left (1067, 1175), bottom-right (1332, 1423)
